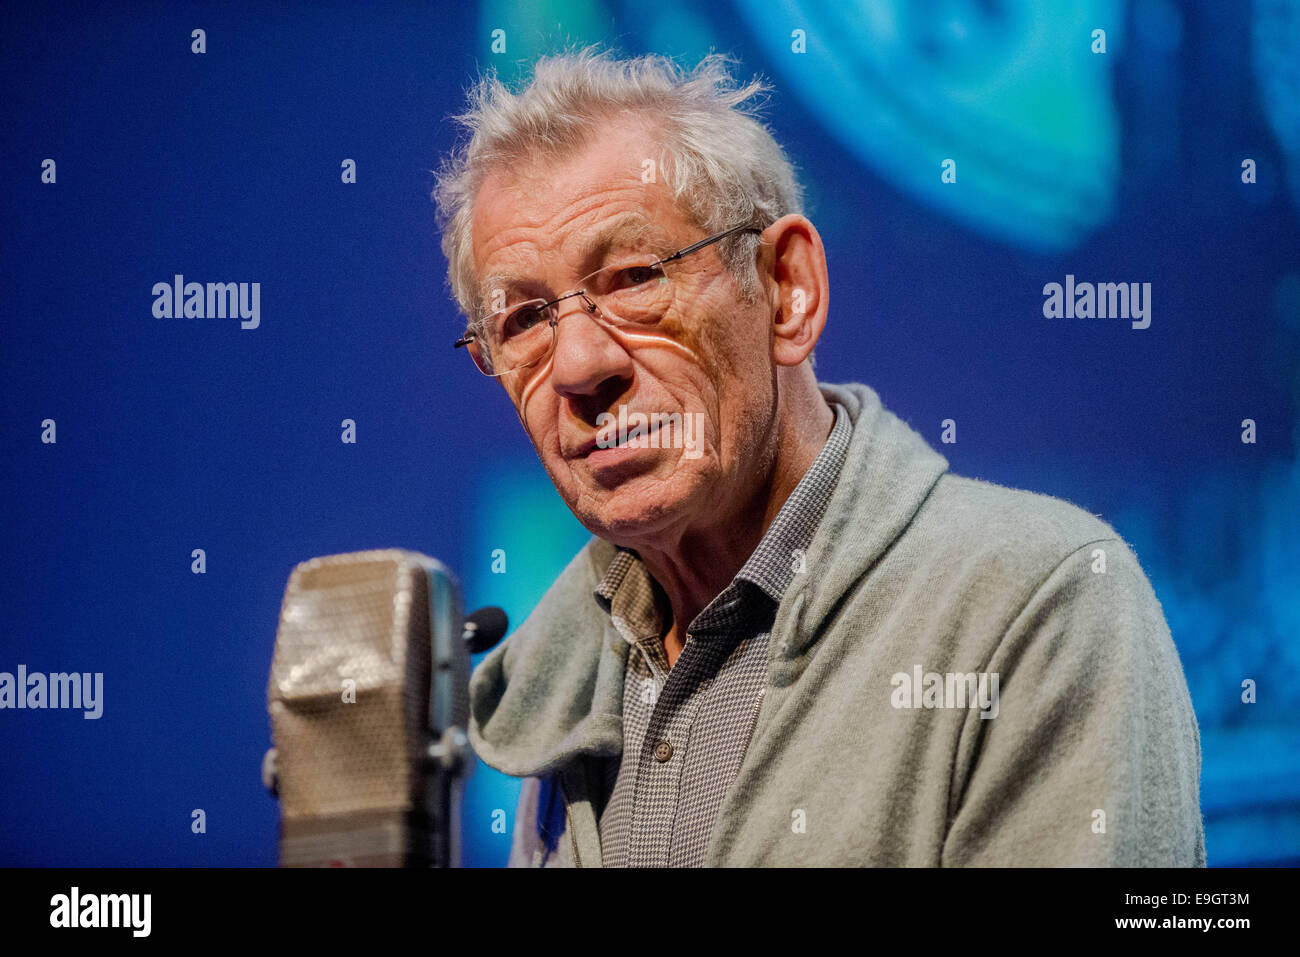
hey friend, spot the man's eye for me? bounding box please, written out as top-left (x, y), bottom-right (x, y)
top-left (503, 304), bottom-right (548, 335)
top-left (613, 265), bottom-right (664, 289)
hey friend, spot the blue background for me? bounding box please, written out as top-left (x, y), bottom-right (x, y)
top-left (2, 0), bottom-right (1297, 867)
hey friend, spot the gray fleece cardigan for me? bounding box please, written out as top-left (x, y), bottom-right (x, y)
top-left (467, 382), bottom-right (1206, 867)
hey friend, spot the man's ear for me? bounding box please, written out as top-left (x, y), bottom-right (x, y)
top-left (762, 214), bottom-right (830, 367)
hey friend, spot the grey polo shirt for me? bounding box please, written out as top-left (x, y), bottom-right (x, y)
top-left (594, 401), bottom-right (851, 867)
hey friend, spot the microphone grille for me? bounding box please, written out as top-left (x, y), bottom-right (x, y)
top-left (268, 550), bottom-right (454, 822)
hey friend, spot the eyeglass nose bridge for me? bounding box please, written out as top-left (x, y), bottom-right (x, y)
top-left (544, 288), bottom-right (603, 337)
top-left (541, 287), bottom-right (622, 369)
top-left (548, 287), bottom-right (600, 319)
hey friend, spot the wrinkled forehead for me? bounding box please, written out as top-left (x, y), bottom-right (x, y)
top-left (469, 120), bottom-right (690, 306)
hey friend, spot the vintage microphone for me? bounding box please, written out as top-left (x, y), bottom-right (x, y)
top-left (260, 549), bottom-right (507, 867)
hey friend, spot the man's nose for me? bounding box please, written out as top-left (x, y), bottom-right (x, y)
top-left (547, 296), bottom-right (634, 400)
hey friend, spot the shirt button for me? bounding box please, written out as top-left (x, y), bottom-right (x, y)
top-left (653, 740), bottom-right (673, 762)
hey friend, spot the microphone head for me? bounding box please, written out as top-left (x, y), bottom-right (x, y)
top-left (267, 549), bottom-right (466, 867)
top-left (463, 605), bottom-right (509, 655)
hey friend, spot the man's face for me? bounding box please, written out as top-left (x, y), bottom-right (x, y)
top-left (469, 119), bottom-right (778, 544)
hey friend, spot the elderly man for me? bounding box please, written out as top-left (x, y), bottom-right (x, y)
top-left (434, 50), bottom-right (1205, 867)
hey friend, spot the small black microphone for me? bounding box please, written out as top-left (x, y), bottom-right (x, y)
top-left (462, 606), bottom-right (509, 655)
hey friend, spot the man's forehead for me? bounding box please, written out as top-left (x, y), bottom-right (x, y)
top-left (470, 119), bottom-right (686, 297)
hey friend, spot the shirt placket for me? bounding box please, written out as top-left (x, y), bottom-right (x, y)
top-left (626, 634), bottom-right (721, 868)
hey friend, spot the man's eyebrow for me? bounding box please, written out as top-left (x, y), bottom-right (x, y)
top-left (576, 215), bottom-right (669, 266)
top-left (476, 215), bottom-right (674, 308)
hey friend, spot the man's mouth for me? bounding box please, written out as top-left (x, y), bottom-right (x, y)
top-left (572, 414), bottom-right (666, 459)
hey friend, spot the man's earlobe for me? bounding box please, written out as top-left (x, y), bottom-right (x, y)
top-left (772, 277), bottom-right (827, 366)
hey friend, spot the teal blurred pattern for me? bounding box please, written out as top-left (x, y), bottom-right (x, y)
top-left (738, 0), bottom-right (1121, 251)
top-left (1252, 0), bottom-right (1300, 210)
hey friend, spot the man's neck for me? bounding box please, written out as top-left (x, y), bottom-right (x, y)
top-left (636, 390), bottom-right (835, 669)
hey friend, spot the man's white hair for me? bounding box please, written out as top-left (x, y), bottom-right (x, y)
top-left (432, 46), bottom-right (805, 324)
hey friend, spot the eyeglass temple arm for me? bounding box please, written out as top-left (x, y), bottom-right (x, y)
top-left (656, 223), bottom-right (764, 265)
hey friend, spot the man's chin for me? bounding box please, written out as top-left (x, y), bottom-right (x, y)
top-left (568, 472), bottom-right (697, 543)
